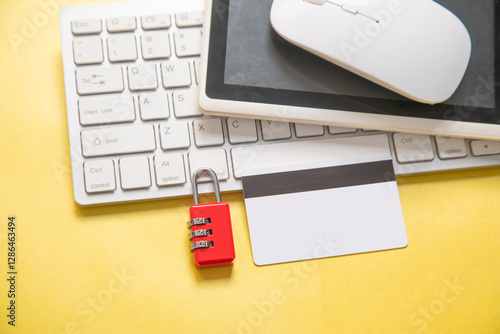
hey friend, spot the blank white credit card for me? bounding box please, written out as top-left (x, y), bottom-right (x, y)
top-left (241, 154), bottom-right (408, 266)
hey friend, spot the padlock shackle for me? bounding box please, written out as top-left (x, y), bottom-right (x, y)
top-left (192, 168), bottom-right (222, 204)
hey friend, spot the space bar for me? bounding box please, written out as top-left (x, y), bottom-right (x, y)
top-left (231, 134), bottom-right (390, 178)
top-left (81, 125), bottom-right (156, 157)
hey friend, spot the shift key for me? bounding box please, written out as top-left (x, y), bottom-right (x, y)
top-left (81, 125), bottom-right (156, 157)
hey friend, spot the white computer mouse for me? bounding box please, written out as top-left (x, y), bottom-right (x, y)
top-left (270, 0), bottom-right (472, 104)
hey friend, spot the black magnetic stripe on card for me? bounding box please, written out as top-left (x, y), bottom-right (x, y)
top-left (242, 160), bottom-right (396, 199)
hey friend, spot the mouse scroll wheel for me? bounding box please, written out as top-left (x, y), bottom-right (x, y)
top-left (341, 4), bottom-right (380, 23)
top-left (302, 0), bottom-right (380, 23)
top-left (341, 5), bottom-right (358, 14)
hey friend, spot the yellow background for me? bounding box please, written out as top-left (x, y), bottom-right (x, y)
top-left (1, 0), bottom-right (499, 333)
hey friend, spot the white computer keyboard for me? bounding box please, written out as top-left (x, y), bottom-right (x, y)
top-left (60, 0), bottom-right (500, 206)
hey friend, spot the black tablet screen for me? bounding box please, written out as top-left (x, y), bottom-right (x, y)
top-left (206, 0), bottom-right (499, 124)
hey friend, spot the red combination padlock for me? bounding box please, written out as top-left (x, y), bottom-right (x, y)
top-left (188, 168), bottom-right (235, 268)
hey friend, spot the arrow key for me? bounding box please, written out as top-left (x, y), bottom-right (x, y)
top-left (470, 140), bottom-right (500, 156)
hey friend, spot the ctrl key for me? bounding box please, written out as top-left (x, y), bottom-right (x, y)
top-left (83, 160), bottom-right (116, 193)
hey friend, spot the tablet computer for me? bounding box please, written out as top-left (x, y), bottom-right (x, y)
top-left (198, 0), bottom-right (500, 140)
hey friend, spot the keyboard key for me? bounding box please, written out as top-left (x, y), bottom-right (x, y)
top-left (231, 134), bottom-right (390, 178)
top-left (119, 157), bottom-right (151, 190)
top-left (106, 16), bottom-right (137, 32)
top-left (261, 120), bottom-right (291, 141)
top-left (154, 153), bottom-right (186, 186)
top-left (83, 159), bottom-right (116, 193)
top-left (193, 119), bottom-right (224, 147)
top-left (76, 66), bottom-right (124, 95)
top-left (470, 140), bottom-right (500, 156)
top-left (78, 94), bottom-right (135, 126)
top-left (328, 126), bottom-right (357, 135)
top-left (81, 125), bottom-right (156, 157)
top-left (139, 93), bottom-right (169, 120)
top-left (393, 133), bottom-right (434, 163)
top-left (71, 18), bottom-right (102, 35)
top-left (161, 60), bottom-right (191, 88)
top-left (141, 32), bottom-right (171, 60)
top-left (173, 30), bottom-right (202, 57)
top-left (141, 14), bottom-right (171, 30)
top-left (107, 34), bottom-right (137, 62)
top-left (188, 149), bottom-right (229, 181)
top-left (73, 37), bottom-right (103, 65)
top-left (175, 11), bottom-right (203, 27)
top-left (172, 90), bottom-right (202, 118)
top-left (295, 123), bottom-right (325, 138)
top-left (159, 122), bottom-right (191, 150)
top-left (227, 118), bottom-right (258, 144)
top-left (193, 59), bottom-right (200, 85)
top-left (127, 64), bottom-right (158, 91)
top-left (435, 136), bottom-right (467, 159)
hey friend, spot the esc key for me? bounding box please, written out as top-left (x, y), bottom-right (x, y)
top-left (71, 18), bottom-right (102, 35)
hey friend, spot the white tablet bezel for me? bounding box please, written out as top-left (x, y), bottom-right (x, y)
top-left (198, 0), bottom-right (500, 140)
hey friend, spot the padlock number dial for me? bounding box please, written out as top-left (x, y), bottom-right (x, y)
top-left (189, 202), bottom-right (235, 268)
